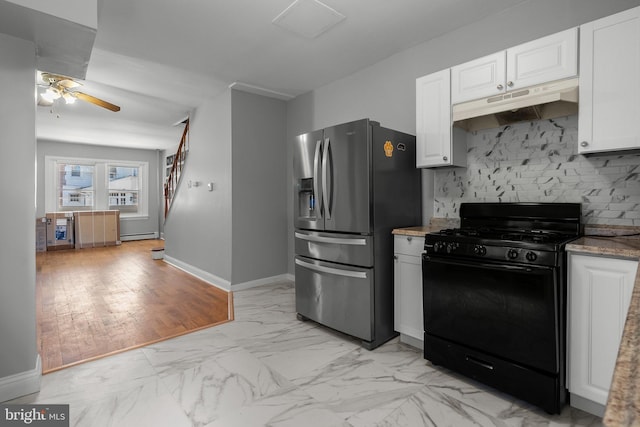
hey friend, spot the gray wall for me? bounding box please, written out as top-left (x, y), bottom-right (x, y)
top-left (163, 89), bottom-right (288, 289)
top-left (285, 0), bottom-right (640, 273)
top-left (36, 140), bottom-right (162, 238)
top-left (164, 89), bottom-right (234, 282)
top-left (0, 33), bottom-right (38, 383)
top-left (231, 90), bottom-right (288, 284)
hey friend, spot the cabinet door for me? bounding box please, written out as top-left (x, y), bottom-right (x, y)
top-left (394, 236), bottom-right (424, 342)
top-left (416, 70), bottom-right (453, 168)
top-left (451, 52), bottom-right (505, 104)
top-left (506, 28), bottom-right (578, 90)
top-left (568, 254), bottom-right (638, 406)
top-left (579, 7), bottom-right (640, 154)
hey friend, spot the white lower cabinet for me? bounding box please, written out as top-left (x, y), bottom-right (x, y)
top-left (568, 252), bottom-right (638, 416)
top-left (393, 234), bottom-right (425, 348)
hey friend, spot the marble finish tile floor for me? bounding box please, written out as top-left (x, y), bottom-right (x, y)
top-left (8, 281), bottom-right (603, 426)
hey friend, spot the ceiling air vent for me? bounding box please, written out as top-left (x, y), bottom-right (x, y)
top-left (272, 0), bottom-right (345, 39)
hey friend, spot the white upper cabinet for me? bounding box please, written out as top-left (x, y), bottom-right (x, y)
top-left (451, 28), bottom-right (578, 104)
top-left (417, 70), bottom-right (460, 168)
top-left (416, 70), bottom-right (467, 168)
top-left (451, 52), bottom-right (506, 104)
top-left (579, 6), bottom-right (640, 154)
top-left (506, 28), bottom-right (578, 90)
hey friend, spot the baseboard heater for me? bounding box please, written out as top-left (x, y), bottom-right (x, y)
top-left (120, 232), bottom-right (159, 241)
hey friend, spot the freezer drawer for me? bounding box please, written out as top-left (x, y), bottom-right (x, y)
top-left (295, 256), bottom-right (373, 341)
top-left (295, 230), bottom-right (374, 266)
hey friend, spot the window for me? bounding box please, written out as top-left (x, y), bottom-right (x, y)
top-left (108, 165), bottom-right (140, 213)
top-left (57, 162), bottom-right (95, 210)
top-left (45, 156), bottom-right (149, 218)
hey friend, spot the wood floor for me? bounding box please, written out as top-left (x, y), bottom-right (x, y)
top-left (36, 239), bottom-right (232, 373)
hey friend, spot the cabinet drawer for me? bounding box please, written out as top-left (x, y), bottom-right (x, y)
top-left (394, 235), bottom-right (425, 256)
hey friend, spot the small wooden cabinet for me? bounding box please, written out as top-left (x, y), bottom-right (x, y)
top-left (451, 28), bottom-right (578, 104)
top-left (74, 210), bottom-right (121, 248)
top-left (578, 6), bottom-right (640, 154)
top-left (567, 252), bottom-right (638, 416)
top-left (393, 234), bottom-right (425, 348)
top-left (416, 70), bottom-right (466, 168)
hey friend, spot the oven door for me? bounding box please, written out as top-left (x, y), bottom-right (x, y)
top-left (422, 254), bottom-right (560, 374)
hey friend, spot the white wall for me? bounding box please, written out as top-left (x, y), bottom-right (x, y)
top-left (285, 0), bottom-right (640, 273)
top-left (0, 32), bottom-right (39, 398)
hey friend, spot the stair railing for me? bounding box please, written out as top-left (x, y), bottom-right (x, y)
top-left (164, 119), bottom-right (189, 218)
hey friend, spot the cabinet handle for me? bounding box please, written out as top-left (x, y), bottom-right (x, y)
top-left (507, 81), bottom-right (514, 87)
top-left (443, 156), bottom-right (448, 162)
top-left (497, 84), bottom-right (504, 90)
top-left (407, 236), bottom-right (413, 242)
top-left (580, 141), bottom-right (589, 148)
top-left (393, 255), bottom-right (398, 260)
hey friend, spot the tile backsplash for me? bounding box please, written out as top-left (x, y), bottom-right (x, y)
top-left (434, 115), bottom-right (640, 226)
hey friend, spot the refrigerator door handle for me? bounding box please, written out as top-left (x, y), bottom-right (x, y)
top-left (294, 232), bottom-right (366, 246)
top-left (313, 139), bottom-right (323, 217)
top-left (322, 137), bottom-right (332, 219)
top-left (295, 258), bottom-right (368, 279)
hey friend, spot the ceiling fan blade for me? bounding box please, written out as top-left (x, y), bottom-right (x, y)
top-left (56, 79), bottom-right (81, 89)
top-left (74, 92), bottom-right (121, 112)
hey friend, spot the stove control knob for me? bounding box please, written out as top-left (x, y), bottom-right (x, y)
top-left (507, 249), bottom-right (519, 260)
top-left (526, 251), bottom-right (537, 262)
top-left (473, 245), bottom-right (487, 256)
top-left (446, 242), bottom-right (458, 253)
top-left (433, 242), bottom-right (445, 253)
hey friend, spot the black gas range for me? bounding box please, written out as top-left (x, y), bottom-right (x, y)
top-left (422, 202), bottom-right (582, 414)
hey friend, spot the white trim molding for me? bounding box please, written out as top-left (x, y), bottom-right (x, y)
top-left (163, 255), bottom-right (231, 291)
top-left (162, 256), bottom-right (293, 293)
top-left (0, 355), bottom-right (41, 403)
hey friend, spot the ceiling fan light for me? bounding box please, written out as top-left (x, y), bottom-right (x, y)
top-left (45, 87), bottom-right (61, 100)
top-left (41, 90), bottom-right (57, 103)
top-left (63, 92), bottom-right (76, 104)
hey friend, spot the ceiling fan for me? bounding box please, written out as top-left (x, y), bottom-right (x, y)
top-left (38, 72), bottom-right (121, 112)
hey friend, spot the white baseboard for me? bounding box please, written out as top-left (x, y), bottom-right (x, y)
top-left (163, 255), bottom-right (231, 291)
top-left (120, 232), bottom-right (160, 241)
top-left (162, 255), bottom-right (293, 293)
top-left (0, 355), bottom-right (41, 403)
top-left (231, 273), bottom-right (294, 291)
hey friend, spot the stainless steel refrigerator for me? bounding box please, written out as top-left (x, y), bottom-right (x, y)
top-left (294, 118), bottom-right (421, 349)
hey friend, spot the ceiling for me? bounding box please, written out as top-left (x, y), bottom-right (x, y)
top-left (34, 0), bottom-right (530, 151)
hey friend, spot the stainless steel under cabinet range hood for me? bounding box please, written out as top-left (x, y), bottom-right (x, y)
top-left (453, 77), bottom-right (579, 132)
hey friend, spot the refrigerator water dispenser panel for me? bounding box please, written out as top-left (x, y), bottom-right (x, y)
top-left (297, 178), bottom-right (316, 220)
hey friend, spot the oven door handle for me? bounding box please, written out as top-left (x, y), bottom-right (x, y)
top-left (423, 255), bottom-right (552, 273)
